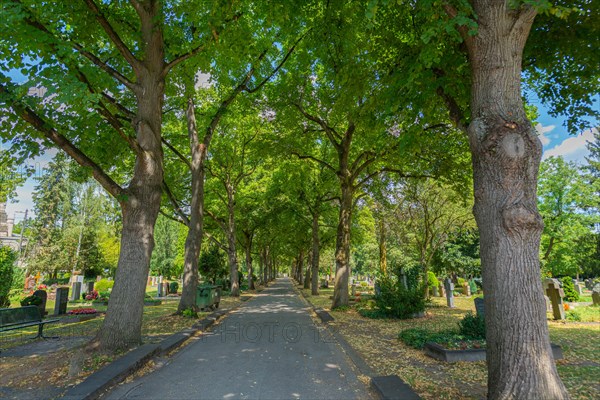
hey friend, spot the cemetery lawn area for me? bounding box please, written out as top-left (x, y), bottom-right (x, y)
top-left (301, 289), bottom-right (600, 400)
top-left (0, 295), bottom-right (243, 397)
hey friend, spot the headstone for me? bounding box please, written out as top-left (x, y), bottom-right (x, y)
top-left (70, 281), bottom-right (82, 301)
top-left (544, 278), bottom-right (565, 320)
top-left (157, 282), bottom-right (164, 297)
top-left (592, 283), bottom-right (600, 306)
top-left (25, 276), bottom-right (36, 291)
top-left (474, 297), bottom-right (485, 318)
top-left (444, 278), bottom-right (455, 308)
top-left (438, 283), bottom-right (445, 298)
top-left (432, 286), bottom-right (439, 297)
top-left (573, 281), bottom-right (583, 296)
top-left (76, 275), bottom-right (84, 284)
top-left (351, 284), bottom-right (356, 296)
top-left (585, 279), bottom-right (593, 290)
top-left (374, 282), bottom-right (381, 297)
top-left (462, 282), bottom-right (471, 296)
top-left (32, 289), bottom-right (48, 316)
top-left (544, 295), bottom-right (552, 312)
top-left (84, 282), bottom-right (94, 294)
top-left (54, 287), bottom-right (69, 315)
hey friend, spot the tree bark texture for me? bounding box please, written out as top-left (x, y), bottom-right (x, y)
top-left (304, 250), bottom-right (311, 289)
top-left (95, 5), bottom-right (165, 351)
top-left (245, 231), bottom-right (255, 290)
top-left (178, 97), bottom-right (207, 313)
top-left (465, 2), bottom-right (568, 398)
top-left (311, 212), bottom-right (320, 295)
top-left (332, 182), bottom-right (353, 308)
top-left (378, 219), bottom-right (387, 275)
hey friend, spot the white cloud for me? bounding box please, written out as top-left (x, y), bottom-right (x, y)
top-left (542, 127), bottom-right (596, 164)
top-left (535, 123), bottom-right (555, 146)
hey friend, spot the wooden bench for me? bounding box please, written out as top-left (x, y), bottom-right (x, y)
top-left (0, 305), bottom-right (60, 340)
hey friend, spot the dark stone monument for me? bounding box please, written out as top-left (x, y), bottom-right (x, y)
top-left (374, 282), bottom-right (381, 297)
top-left (157, 282), bottom-right (169, 297)
top-left (474, 297), bottom-right (485, 318)
top-left (54, 287), bottom-right (69, 315)
top-left (438, 283), bottom-right (445, 298)
top-left (544, 278), bottom-right (565, 320)
top-left (70, 281), bottom-right (82, 301)
top-left (32, 289), bottom-right (48, 316)
top-left (444, 278), bottom-right (455, 308)
top-left (85, 281), bottom-right (94, 294)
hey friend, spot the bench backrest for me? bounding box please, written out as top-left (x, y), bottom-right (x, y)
top-left (0, 306), bottom-right (42, 327)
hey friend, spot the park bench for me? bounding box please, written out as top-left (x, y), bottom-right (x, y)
top-left (0, 305), bottom-right (60, 340)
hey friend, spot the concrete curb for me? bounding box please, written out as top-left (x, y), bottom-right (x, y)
top-left (60, 299), bottom-right (249, 400)
top-left (296, 286), bottom-right (421, 400)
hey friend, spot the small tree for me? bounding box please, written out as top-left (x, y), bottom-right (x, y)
top-left (560, 277), bottom-right (579, 302)
top-left (0, 245), bottom-right (17, 307)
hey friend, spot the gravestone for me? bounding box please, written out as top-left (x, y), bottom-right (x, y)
top-left (592, 283), bottom-right (600, 306)
top-left (573, 280), bottom-right (583, 296)
top-left (585, 279), bottom-right (593, 290)
top-left (70, 281), bottom-right (82, 301)
top-left (54, 287), bottom-right (69, 315)
top-left (85, 282), bottom-right (94, 294)
top-left (25, 276), bottom-right (36, 291)
top-left (444, 278), bottom-right (455, 308)
top-left (32, 289), bottom-right (48, 316)
top-left (474, 297), bottom-right (485, 318)
top-left (432, 286), bottom-right (439, 297)
top-left (351, 284), bottom-right (356, 296)
top-left (544, 295), bottom-right (552, 312)
top-left (374, 282), bottom-right (381, 297)
top-left (462, 282), bottom-right (471, 296)
top-left (544, 278), bottom-right (565, 320)
top-left (438, 283), bottom-right (445, 298)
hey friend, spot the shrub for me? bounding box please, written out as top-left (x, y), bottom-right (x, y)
top-left (67, 308), bottom-right (98, 315)
top-left (95, 279), bottom-right (114, 293)
top-left (560, 277), bottom-right (579, 302)
top-left (371, 276), bottom-right (426, 319)
top-left (20, 294), bottom-right (42, 306)
top-left (458, 311), bottom-right (486, 339)
top-left (457, 277), bottom-right (466, 286)
top-left (182, 308), bottom-right (197, 318)
top-left (398, 328), bottom-right (463, 349)
top-left (427, 272), bottom-right (439, 290)
top-left (169, 281), bottom-right (179, 294)
top-left (469, 279), bottom-right (478, 294)
top-left (0, 246), bottom-right (17, 307)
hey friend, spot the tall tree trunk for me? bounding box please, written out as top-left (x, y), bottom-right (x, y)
top-left (465, 3), bottom-right (568, 398)
top-left (95, 10), bottom-right (165, 350)
top-left (311, 212), bottom-right (320, 295)
top-left (262, 246), bottom-right (269, 284)
top-left (245, 231), bottom-right (255, 290)
top-left (303, 249), bottom-right (311, 289)
top-left (378, 219), bottom-right (387, 275)
top-left (178, 97), bottom-right (208, 313)
top-left (297, 249), bottom-right (304, 285)
top-left (96, 80), bottom-right (164, 351)
top-left (332, 182), bottom-right (353, 308)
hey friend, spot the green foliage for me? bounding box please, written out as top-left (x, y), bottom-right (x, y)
top-left (560, 277), bottom-right (579, 302)
top-left (0, 246), bottom-right (17, 307)
top-left (468, 279), bottom-right (478, 294)
top-left (95, 279), bottom-right (114, 293)
top-left (150, 216), bottom-right (182, 278)
top-left (182, 308), bottom-right (197, 319)
top-left (199, 245), bottom-right (228, 284)
top-left (20, 294), bottom-right (42, 306)
top-left (398, 328), bottom-right (467, 349)
top-left (369, 276), bottom-right (426, 319)
top-left (169, 281), bottom-right (179, 294)
top-left (458, 312), bottom-right (486, 339)
top-left (427, 271), bottom-right (439, 289)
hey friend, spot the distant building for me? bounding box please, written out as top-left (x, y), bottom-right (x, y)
top-left (0, 203), bottom-right (25, 252)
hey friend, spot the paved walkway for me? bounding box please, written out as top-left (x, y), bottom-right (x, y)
top-left (106, 278), bottom-right (371, 400)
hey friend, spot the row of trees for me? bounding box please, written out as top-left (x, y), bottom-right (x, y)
top-left (2, 1), bottom-right (598, 398)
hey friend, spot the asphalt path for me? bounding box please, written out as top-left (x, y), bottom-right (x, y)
top-left (105, 278), bottom-right (371, 400)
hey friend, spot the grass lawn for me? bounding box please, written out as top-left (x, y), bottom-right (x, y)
top-left (301, 288), bottom-right (600, 400)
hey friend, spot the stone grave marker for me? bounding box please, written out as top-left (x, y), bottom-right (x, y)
top-left (70, 281), bottom-right (82, 301)
top-left (474, 297), bottom-right (485, 318)
top-left (544, 278), bottom-right (565, 320)
top-left (32, 289), bottom-right (48, 316)
top-left (432, 286), bottom-right (439, 297)
top-left (85, 281), bottom-right (94, 295)
top-left (592, 283), bottom-right (600, 306)
top-left (544, 295), bottom-right (552, 312)
top-left (444, 278), bottom-right (455, 308)
top-left (54, 287), bottom-right (69, 315)
top-left (584, 278), bottom-right (593, 290)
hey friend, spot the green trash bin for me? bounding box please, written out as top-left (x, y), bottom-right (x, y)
top-left (195, 285), bottom-right (222, 311)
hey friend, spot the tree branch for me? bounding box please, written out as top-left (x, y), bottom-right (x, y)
top-left (83, 0), bottom-right (141, 71)
top-left (292, 102), bottom-right (342, 148)
top-left (159, 209), bottom-right (188, 226)
top-left (357, 168), bottom-right (432, 188)
top-left (290, 151), bottom-right (337, 173)
top-left (161, 180), bottom-right (190, 225)
top-left (162, 138), bottom-right (192, 170)
top-left (244, 30), bottom-right (310, 93)
top-left (1, 82), bottom-right (124, 199)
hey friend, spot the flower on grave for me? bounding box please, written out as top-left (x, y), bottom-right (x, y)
top-left (85, 290), bottom-right (99, 300)
top-left (37, 284), bottom-right (48, 290)
top-left (563, 303), bottom-right (570, 311)
top-left (67, 308), bottom-right (98, 315)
